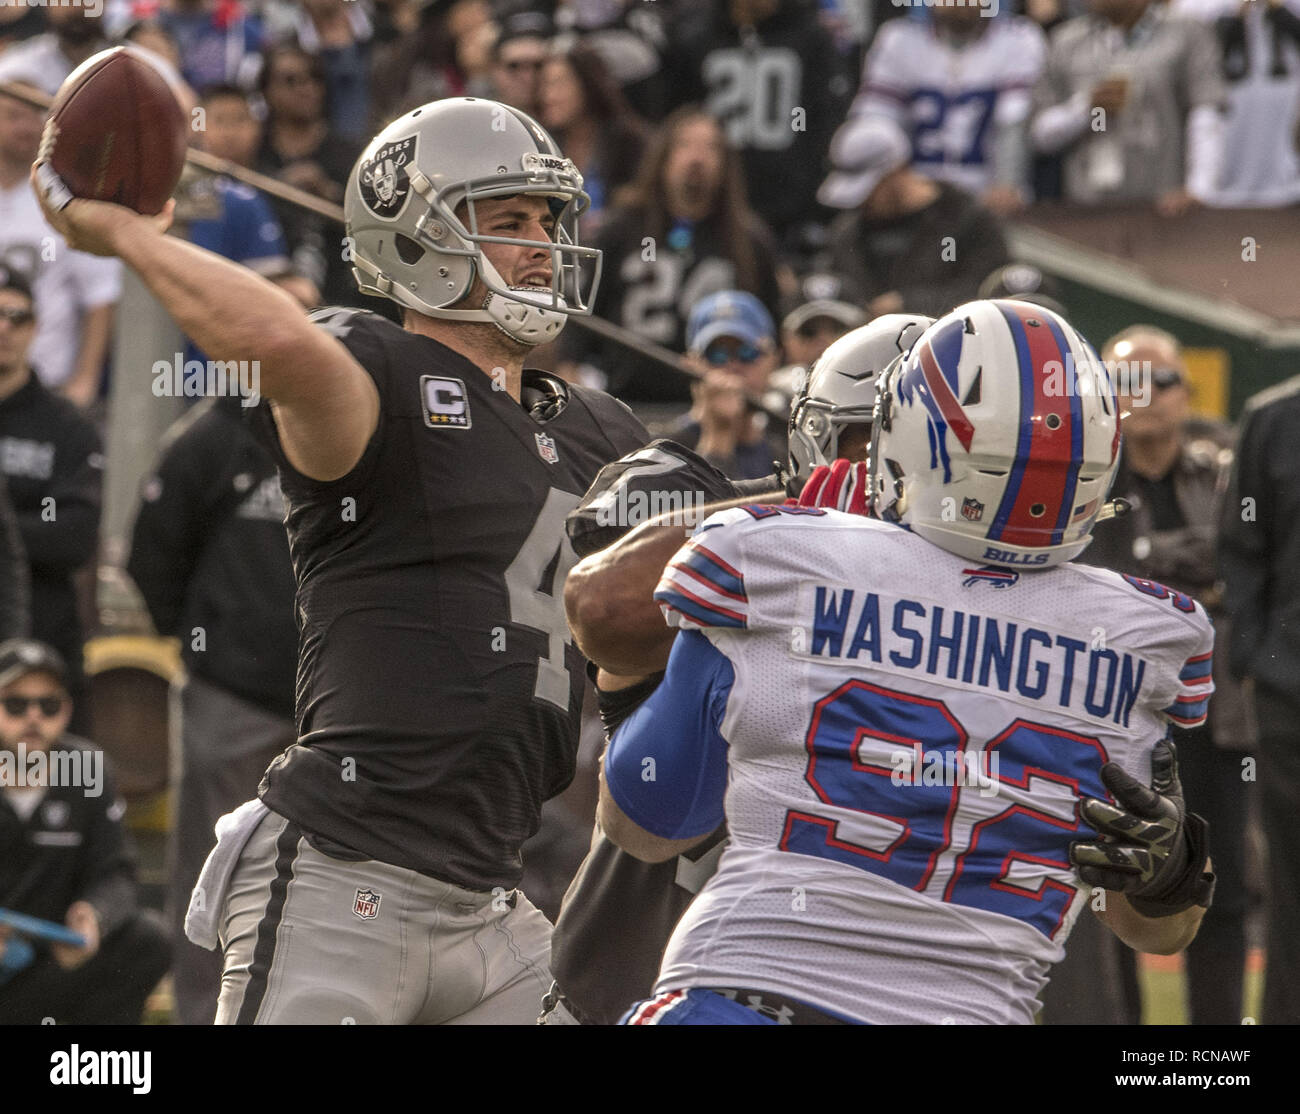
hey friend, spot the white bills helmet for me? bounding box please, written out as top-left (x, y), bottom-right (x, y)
top-left (869, 299), bottom-right (1122, 568)
top-left (787, 313), bottom-right (933, 489)
top-left (344, 97), bottom-right (600, 345)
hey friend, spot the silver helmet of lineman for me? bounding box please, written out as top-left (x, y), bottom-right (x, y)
top-left (344, 97), bottom-right (601, 345)
top-left (787, 313), bottom-right (934, 488)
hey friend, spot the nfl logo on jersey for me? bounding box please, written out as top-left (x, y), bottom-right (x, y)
top-left (352, 888), bottom-right (381, 920)
top-left (535, 432), bottom-right (559, 464)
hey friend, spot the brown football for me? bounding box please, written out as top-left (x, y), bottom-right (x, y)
top-left (41, 46), bottom-right (188, 216)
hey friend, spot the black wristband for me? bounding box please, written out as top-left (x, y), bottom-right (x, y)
top-left (596, 672), bottom-right (665, 735)
top-left (1127, 811), bottom-right (1216, 918)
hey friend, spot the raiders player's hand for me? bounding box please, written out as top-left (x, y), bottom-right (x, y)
top-left (30, 162), bottom-right (174, 257)
top-left (794, 460), bottom-right (870, 516)
top-left (1070, 739), bottom-right (1214, 917)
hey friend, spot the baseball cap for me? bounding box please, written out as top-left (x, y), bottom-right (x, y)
top-left (0, 639), bottom-right (68, 691)
top-left (686, 291), bottom-right (775, 354)
top-left (782, 299), bottom-right (867, 337)
top-left (978, 263), bottom-right (1067, 317)
top-left (817, 115), bottom-right (911, 210)
top-left (0, 265), bottom-right (34, 304)
top-left (494, 9), bottom-right (555, 51)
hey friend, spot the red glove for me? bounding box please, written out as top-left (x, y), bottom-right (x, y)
top-left (792, 460), bottom-right (871, 516)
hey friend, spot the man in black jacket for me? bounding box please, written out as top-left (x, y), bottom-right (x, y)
top-left (1219, 374), bottom-right (1300, 1025)
top-left (128, 397), bottom-right (298, 1025)
top-left (0, 267), bottom-right (102, 731)
top-left (0, 639), bottom-right (169, 1024)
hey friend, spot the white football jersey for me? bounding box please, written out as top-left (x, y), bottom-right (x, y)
top-left (853, 17), bottom-right (1048, 194)
top-left (651, 506), bottom-right (1214, 1024)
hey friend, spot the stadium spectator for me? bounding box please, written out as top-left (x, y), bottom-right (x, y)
top-left (0, 89), bottom-right (120, 407)
top-left (127, 397), bottom-right (297, 1026)
top-left (488, 8), bottom-right (553, 117)
top-left (285, 0), bottom-right (374, 144)
top-left (779, 296), bottom-right (866, 375)
top-left (0, 639), bottom-right (171, 1025)
top-left (0, 3), bottom-right (45, 52)
top-left (0, 4), bottom-right (106, 95)
top-left (370, 0), bottom-right (494, 128)
top-left (1088, 326), bottom-right (1254, 1026)
top-left (659, 290), bottom-right (785, 482)
top-left (819, 114), bottom-right (1010, 319)
top-left (847, 4), bottom-right (1047, 214)
top-left (1174, 0), bottom-right (1300, 207)
top-left (553, 0), bottom-right (671, 122)
top-left (1029, 0), bottom-right (1226, 214)
top-left (1219, 373), bottom-right (1300, 1025)
top-left (255, 48), bottom-right (361, 305)
top-left (978, 260), bottom-right (1068, 315)
top-left (256, 45), bottom-right (358, 207)
top-left (181, 85), bottom-right (312, 316)
top-left (0, 268), bottom-right (102, 733)
top-left (121, 18), bottom-right (185, 73)
top-left (538, 42), bottom-right (647, 237)
top-left (668, 0), bottom-right (853, 252)
top-left (158, 0), bottom-right (264, 92)
top-left (557, 107), bottom-right (784, 403)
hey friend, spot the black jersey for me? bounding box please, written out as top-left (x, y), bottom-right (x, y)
top-left (249, 309), bottom-right (648, 890)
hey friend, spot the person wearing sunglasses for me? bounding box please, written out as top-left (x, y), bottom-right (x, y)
top-left (489, 9), bottom-right (553, 119)
top-left (662, 290), bottom-right (784, 482)
top-left (0, 266), bottom-right (102, 738)
top-left (0, 638), bottom-right (171, 1024)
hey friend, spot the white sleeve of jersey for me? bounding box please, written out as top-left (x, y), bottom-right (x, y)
top-left (1158, 605), bottom-right (1216, 730)
top-left (654, 506), bottom-right (756, 632)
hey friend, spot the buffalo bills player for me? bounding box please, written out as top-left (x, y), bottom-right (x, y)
top-left (34, 98), bottom-right (647, 1024)
top-left (545, 315), bottom-right (931, 1024)
top-left (583, 300), bottom-right (1215, 1024)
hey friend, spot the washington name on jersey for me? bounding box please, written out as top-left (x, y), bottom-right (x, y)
top-left (616, 506), bottom-right (1214, 1024)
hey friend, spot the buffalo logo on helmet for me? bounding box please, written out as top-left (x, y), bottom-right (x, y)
top-left (352, 888), bottom-right (381, 920)
top-left (359, 136), bottom-right (417, 219)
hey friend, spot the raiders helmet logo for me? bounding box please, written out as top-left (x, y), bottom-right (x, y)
top-left (358, 136), bottom-right (417, 220)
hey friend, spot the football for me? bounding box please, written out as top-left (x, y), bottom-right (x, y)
top-left (39, 45), bottom-right (188, 216)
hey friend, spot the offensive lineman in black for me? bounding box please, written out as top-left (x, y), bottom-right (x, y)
top-left (33, 97), bottom-right (647, 1023)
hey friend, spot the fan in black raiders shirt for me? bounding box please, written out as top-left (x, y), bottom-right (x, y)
top-left (32, 97), bottom-right (648, 1025)
top-left (542, 314), bottom-right (930, 1024)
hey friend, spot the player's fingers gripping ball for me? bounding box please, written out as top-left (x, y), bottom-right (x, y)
top-left (795, 460), bottom-right (871, 516)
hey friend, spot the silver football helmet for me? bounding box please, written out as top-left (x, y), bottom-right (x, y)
top-left (787, 313), bottom-right (934, 488)
top-left (345, 97), bottom-right (601, 345)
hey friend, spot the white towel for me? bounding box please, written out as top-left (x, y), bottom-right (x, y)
top-left (184, 798), bottom-right (270, 951)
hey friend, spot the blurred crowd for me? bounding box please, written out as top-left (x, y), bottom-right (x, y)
top-left (1, 0), bottom-right (1298, 1026)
